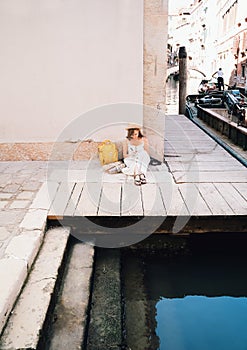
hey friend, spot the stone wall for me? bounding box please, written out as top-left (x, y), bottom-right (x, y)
top-left (143, 0), bottom-right (168, 162)
top-left (0, 141), bottom-right (99, 161)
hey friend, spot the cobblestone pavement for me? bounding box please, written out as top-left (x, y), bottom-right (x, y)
top-left (0, 161), bottom-right (47, 258)
top-left (0, 160), bottom-right (100, 258)
top-left (0, 160), bottom-right (97, 338)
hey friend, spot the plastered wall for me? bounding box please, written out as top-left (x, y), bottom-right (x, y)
top-left (0, 0), bottom-right (143, 143)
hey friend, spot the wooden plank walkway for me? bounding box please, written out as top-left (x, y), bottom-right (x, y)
top-left (44, 115), bottom-right (247, 234)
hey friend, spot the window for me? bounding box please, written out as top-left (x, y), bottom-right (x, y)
top-left (241, 65), bottom-right (245, 78)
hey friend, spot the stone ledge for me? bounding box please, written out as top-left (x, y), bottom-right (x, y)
top-left (0, 258), bottom-right (27, 335)
top-left (0, 142), bottom-right (99, 161)
top-left (0, 227), bottom-right (70, 350)
top-left (48, 243), bottom-right (94, 349)
top-left (0, 141), bottom-right (125, 162)
top-left (20, 209), bottom-right (48, 231)
top-left (4, 231), bottom-right (44, 269)
top-left (30, 182), bottom-right (60, 211)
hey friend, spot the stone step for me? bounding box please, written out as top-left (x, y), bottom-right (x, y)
top-left (0, 227), bottom-right (71, 350)
top-left (0, 230), bottom-right (45, 336)
top-left (48, 241), bottom-right (94, 349)
top-left (86, 249), bottom-right (122, 350)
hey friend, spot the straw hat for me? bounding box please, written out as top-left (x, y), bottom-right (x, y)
top-left (125, 123), bottom-right (142, 130)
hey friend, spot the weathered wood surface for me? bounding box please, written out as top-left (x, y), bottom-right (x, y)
top-left (45, 115), bottom-right (247, 232)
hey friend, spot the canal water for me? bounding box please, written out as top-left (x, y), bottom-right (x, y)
top-left (122, 236), bottom-right (247, 350)
top-left (165, 75), bottom-right (201, 114)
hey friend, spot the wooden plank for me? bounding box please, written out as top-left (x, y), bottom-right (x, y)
top-left (165, 154), bottom-right (232, 163)
top-left (215, 183), bottom-right (247, 215)
top-left (172, 170), bottom-right (200, 184)
top-left (49, 182), bottom-right (75, 217)
top-left (165, 134), bottom-right (212, 141)
top-left (141, 184), bottom-right (166, 216)
top-left (121, 183), bottom-right (143, 216)
top-left (179, 183), bottom-right (212, 216)
top-left (75, 182), bottom-right (102, 216)
top-left (167, 160), bottom-right (243, 172)
top-left (196, 183), bottom-right (234, 215)
top-left (98, 183), bottom-right (122, 216)
top-left (173, 171), bottom-right (247, 183)
top-left (63, 182), bottom-right (84, 216)
top-left (166, 145), bottom-right (217, 153)
top-left (159, 183), bottom-right (189, 216)
top-left (165, 142), bottom-right (218, 151)
top-left (232, 183), bottom-right (247, 200)
top-left (146, 170), bottom-right (173, 184)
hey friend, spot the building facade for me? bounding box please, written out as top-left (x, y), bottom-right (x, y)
top-left (0, 0), bottom-right (168, 160)
top-left (168, 0), bottom-right (247, 92)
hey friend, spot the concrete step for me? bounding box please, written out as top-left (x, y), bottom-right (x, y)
top-left (0, 227), bottom-right (71, 350)
top-left (48, 241), bottom-right (94, 350)
top-left (0, 230), bottom-right (45, 336)
top-left (86, 249), bottom-right (122, 350)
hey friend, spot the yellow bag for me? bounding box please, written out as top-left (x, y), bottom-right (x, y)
top-left (98, 139), bottom-right (118, 165)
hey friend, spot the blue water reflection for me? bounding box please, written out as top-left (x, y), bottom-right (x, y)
top-left (165, 75), bottom-right (202, 114)
top-left (122, 238), bottom-right (247, 350)
top-left (156, 295), bottom-right (247, 350)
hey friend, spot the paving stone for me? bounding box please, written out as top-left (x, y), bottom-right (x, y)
top-left (18, 169), bottom-right (37, 175)
top-left (4, 231), bottom-right (43, 269)
top-left (0, 227), bottom-right (70, 350)
top-left (20, 209), bottom-right (47, 230)
top-left (30, 181), bottom-right (59, 210)
top-left (2, 164), bottom-right (25, 173)
top-left (0, 258), bottom-right (27, 335)
top-left (21, 182), bottom-right (42, 191)
top-left (22, 162), bottom-right (47, 170)
top-left (16, 191), bottom-right (35, 200)
top-left (0, 244), bottom-right (9, 260)
top-left (10, 176), bottom-right (31, 185)
top-left (0, 228), bottom-right (11, 241)
top-left (0, 211), bottom-right (25, 226)
top-left (3, 184), bottom-right (20, 194)
top-left (0, 202), bottom-right (8, 209)
top-left (0, 193), bottom-right (13, 200)
top-left (9, 200), bottom-right (30, 209)
top-left (0, 174), bottom-right (12, 185)
top-left (29, 173), bottom-right (47, 182)
top-left (0, 163), bottom-right (9, 172)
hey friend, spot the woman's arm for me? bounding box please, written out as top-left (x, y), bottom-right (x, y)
top-left (123, 139), bottom-right (128, 158)
top-left (143, 137), bottom-right (149, 154)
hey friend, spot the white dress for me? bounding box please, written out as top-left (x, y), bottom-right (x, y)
top-left (122, 139), bottom-right (150, 176)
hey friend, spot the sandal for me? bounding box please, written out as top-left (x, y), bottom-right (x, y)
top-left (134, 174), bottom-right (142, 186)
top-left (139, 173), bottom-right (147, 184)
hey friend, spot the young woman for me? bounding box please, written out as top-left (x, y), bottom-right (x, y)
top-left (121, 124), bottom-right (150, 185)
